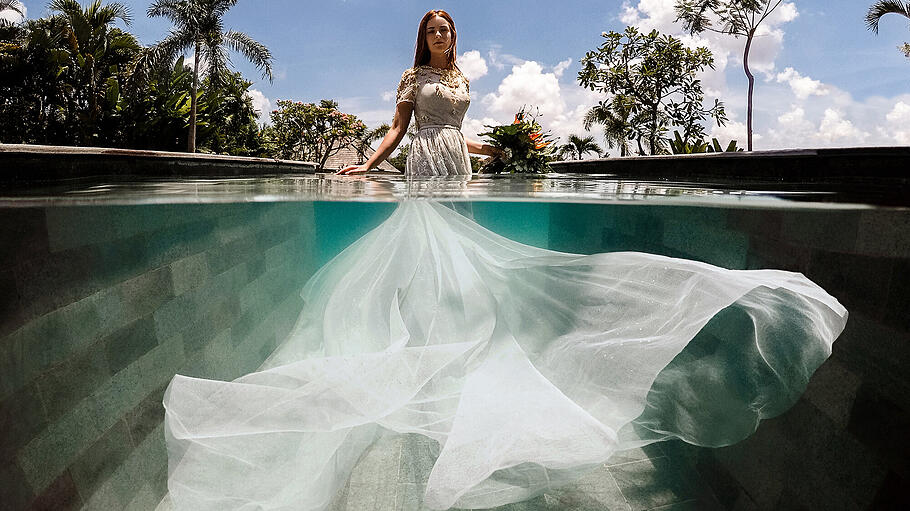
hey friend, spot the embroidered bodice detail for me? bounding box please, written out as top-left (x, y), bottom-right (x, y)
top-left (396, 65), bottom-right (470, 130)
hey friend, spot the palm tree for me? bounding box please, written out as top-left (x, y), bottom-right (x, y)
top-left (0, 0), bottom-right (23, 26)
top-left (557, 134), bottom-right (603, 160)
top-left (866, 1), bottom-right (910, 58)
top-left (354, 123), bottom-right (390, 162)
top-left (47, 0), bottom-right (140, 144)
top-left (583, 95), bottom-right (634, 157)
top-left (146, 0), bottom-right (273, 152)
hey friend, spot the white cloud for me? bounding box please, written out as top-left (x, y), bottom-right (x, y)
top-left (381, 90), bottom-right (396, 102)
top-left (475, 59), bottom-right (603, 147)
top-left (884, 101), bottom-right (910, 145)
top-left (459, 50), bottom-right (488, 81)
top-left (553, 58), bottom-right (572, 78)
top-left (1, 1), bottom-right (25, 23)
top-left (481, 61), bottom-right (566, 121)
top-left (818, 109), bottom-right (867, 143)
top-left (486, 45), bottom-right (525, 71)
top-left (247, 89), bottom-right (271, 120)
top-left (461, 116), bottom-right (500, 141)
top-left (776, 67), bottom-right (829, 99)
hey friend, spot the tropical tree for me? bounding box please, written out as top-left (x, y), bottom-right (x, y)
top-left (675, 0), bottom-right (791, 151)
top-left (0, 0), bottom-right (23, 26)
top-left (353, 123), bottom-right (391, 162)
top-left (578, 27), bottom-right (726, 155)
top-left (1, 0), bottom-right (140, 145)
top-left (865, 1), bottom-right (910, 59)
top-left (557, 134), bottom-right (604, 160)
top-left (262, 99), bottom-right (368, 168)
top-left (583, 94), bottom-right (635, 156)
top-left (146, 0), bottom-right (273, 153)
top-left (47, 0), bottom-right (139, 144)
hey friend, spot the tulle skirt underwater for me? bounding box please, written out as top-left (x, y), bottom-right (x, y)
top-left (162, 201), bottom-right (847, 510)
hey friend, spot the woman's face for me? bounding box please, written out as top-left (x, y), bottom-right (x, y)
top-left (425, 16), bottom-right (453, 56)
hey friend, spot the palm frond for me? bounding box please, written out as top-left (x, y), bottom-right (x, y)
top-left (224, 30), bottom-right (273, 81)
top-left (866, 0), bottom-right (910, 33)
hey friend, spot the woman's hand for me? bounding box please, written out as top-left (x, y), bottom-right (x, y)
top-left (336, 164), bottom-right (370, 175)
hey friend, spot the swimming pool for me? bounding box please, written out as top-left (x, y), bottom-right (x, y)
top-left (1, 151), bottom-right (907, 510)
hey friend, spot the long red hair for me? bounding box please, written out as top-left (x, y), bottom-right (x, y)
top-left (413, 10), bottom-right (458, 71)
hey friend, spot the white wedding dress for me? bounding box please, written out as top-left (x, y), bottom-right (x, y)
top-left (161, 66), bottom-right (848, 510)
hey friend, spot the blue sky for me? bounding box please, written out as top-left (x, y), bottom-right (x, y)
top-left (10, 0), bottom-right (910, 150)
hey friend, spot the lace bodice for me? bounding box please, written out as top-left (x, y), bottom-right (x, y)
top-left (396, 65), bottom-right (470, 130)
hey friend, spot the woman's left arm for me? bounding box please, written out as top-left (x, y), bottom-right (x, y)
top-left (465, 137), bottom-right (501, 157)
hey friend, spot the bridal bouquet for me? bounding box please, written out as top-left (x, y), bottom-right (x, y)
top-left (478, 107), bottom-right (557, 174)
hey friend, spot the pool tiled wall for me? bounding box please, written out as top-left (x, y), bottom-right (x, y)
top-left (0, 202), bottom-right (318, 510)
top-left (549, 204), bottom-right (910, 510)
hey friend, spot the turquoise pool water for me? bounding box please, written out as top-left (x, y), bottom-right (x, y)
top-left (1, 191), bottom-right (907, 510)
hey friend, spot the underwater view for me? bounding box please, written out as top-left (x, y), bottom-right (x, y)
top-left (2, 186), bottom-right (906, 510)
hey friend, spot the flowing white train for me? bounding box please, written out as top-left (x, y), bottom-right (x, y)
top-left (162, 201), bottom-right (847, 510)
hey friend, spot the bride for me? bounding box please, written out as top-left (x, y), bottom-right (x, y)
top-left (162, 10), bottom-right (848, 511)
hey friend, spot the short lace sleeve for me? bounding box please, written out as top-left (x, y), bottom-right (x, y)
top-left (396, 68), bottom-right (417, 105)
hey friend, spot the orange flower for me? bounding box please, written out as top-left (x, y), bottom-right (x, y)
top-left (513, 114), bottom-right (521, 124)
top-left (535, 141), bottom-right (550, 149)
top-left (529, 132), bottom-right (542, 141)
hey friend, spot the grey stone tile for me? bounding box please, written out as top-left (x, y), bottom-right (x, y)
top-left (118, 267), bottom-right (175, 322)
top-left (662, 220), bottom-right (749, 270)
top-left (69, 419), bottom-right (135, 502)
top-left (801, 358), bottom-right (861, 429)
top-left (0, 269), bottom-right (23, 337)
top-left (125, 384), bottom-right (167, 447)
top-left (744, 236), bottom-right (812, 273)
top-left (104, 316), bottom-right (158, 375)
top-left (44, 206), bottom-right (120, 252)
top-left (0, 208), bottom-right (48, 269)
top-left (143, 218), bottom-right (217, 270)
top-left (606, 444), bottom-right (662, 467)
top-left (609, 456), bottom-right (701, 511)
top-left (124, 482), bottom-right (160, 511)
top-left (0, 382), bottom-right (48, 458)
top-left (16, 245), bottom-right (104, 319)
top-left (884, 259), bottom-right (910, 333)
top-left (169, 252), bottom-right (210, 296)
top-left (645, 499), bottom-right (701, 511)
top-left (806, 250), bottom-right (893, 320)
top-left (26, 468), bottom-right (84, 511)
top-left (17, 395), bottom-right (103, 494)
top-left (0, 460), bottom-right (38, 511)
top-left (847, 381), bottom-right (910, 495)
top-left (35, 341), bottom-right (109, 423)
top-left (397, 434), bottom-right (438, 485)
top-left (856, 209), bottom-right (910, 258)
top-left (780, 210), bottom-right (859, 254)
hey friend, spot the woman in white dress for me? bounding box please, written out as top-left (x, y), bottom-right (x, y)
top-left (162, 10), bottom-right (848, 511)
top-left (337, 10), bottom-right (498, 177)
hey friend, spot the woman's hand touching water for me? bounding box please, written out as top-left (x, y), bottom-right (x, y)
top-left (336, 164), bottom-right (370, 175)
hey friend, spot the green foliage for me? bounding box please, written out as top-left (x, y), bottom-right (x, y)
top-left (583, 95), bottom-right (635, 157)
top-left (865, 1), bottom-right (910, 59)
top-left (578, 26), bottom-right (726, 156)
top-left (478, 107), bottom-right (557, 174)
top-left (556, 134), bottom-right (604, 160)
top-left (669, 130), bottom-right (743, 154)
top-left (388, 145), bottom-right (408, 172)
top-left (675, 1), bottom-right (788, 151)
top-left (261, 99), bottom-right (367, 168)
top-left (0, 0), bottom-right (269, 156)
top-left (0, 0), bottom-right (140, 145)
top-left (144, 0), bottom-right (273, 152)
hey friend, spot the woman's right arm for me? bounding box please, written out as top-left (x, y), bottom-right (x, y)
top-left (337, 102), bottom-right (413, 175)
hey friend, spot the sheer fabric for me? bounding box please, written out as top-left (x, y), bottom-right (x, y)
top-left (163, 201), bottom-right (847, 510)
